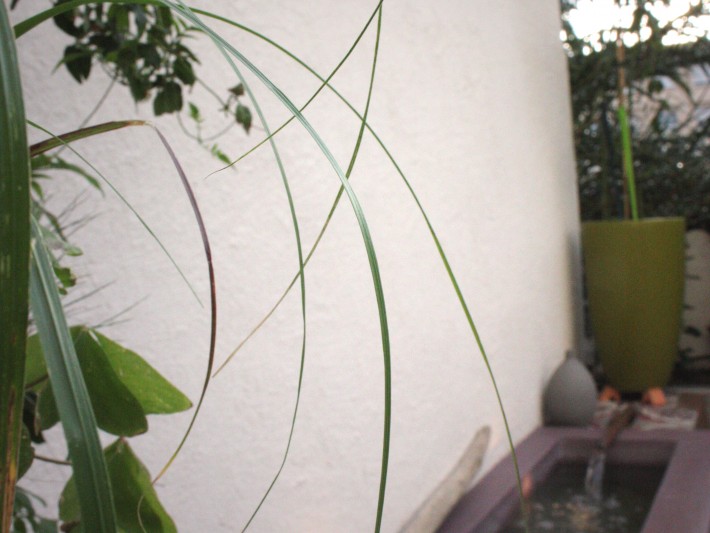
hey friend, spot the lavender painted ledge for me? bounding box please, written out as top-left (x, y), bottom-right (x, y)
top-left (437, 427), bottom-right (710, 533)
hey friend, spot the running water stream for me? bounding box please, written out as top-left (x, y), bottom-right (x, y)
top-left (584, 404), bottom-right (636, 499)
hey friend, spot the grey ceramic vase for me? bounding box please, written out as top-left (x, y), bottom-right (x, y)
top-left (543, 352), bottom-right (597, 426)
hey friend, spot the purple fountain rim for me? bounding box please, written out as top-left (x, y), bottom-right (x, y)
top-left (437, 426), bottom-right (710, 533)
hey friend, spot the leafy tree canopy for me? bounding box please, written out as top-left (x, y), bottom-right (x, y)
top-left (561, 0), bottom-right (710, 230)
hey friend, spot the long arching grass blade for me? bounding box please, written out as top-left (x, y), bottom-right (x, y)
top-left (202, 1), bottom-right (382, 179)
top-left (163, 1), bottom-right (312, 524)
top-left (238, 7), bottom-right (382, 532)
top-left (28, 120), bottom-right (203, 307)
top-left (233, 81), bottom-right (308, 532)
top-left (221, 41), bottom-right (311, 533)
top-left (145, 126), bottom-right (216, 484)
top-left (160, 3), bottom-right (392, 530)
top-left (29, 217), bottom-right (117, 533)
top-left (15, 0), bottom-right (522, 522)
top-left (0, 2), bottom-right (31, 529)
top-left (199, 4), bottom-right (525, 507)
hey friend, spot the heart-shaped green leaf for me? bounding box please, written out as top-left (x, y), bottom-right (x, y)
top-left (38, 327), bottom-right (148, 436)
top-left (94, 330), bottom-right (192, 415)
top-left (24, 333), bottom-right (48, 390)
top-left (26, 328), bottom-right (191, 421)
top-left (60, 438), bottom-right (177, 533)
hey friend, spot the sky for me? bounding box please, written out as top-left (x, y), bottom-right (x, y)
top-left (567, 0), bottom-right (710, 47)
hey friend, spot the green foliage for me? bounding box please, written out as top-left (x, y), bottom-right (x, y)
top-left (10, 58), bottom-right (192, 533)
top-left (5, 3), bottom-right (524, 533)
top-left (26, 325), bottom-right (192, 438)
top-left (561, 0), bottom-right (710, 229)
top-left (17, 430), bottom-right (33, 480)
top-left (11, 489), bottom-right (57, 533)
top-left (38, 328), bottom-right (149, 437)
top-left (22, 324), bottom-right (191, 528)
top-left (93, 330), bottom-right (192, 415)
top-left (53, 1), bottom-right (198, 115)
top-left (229, 84), bottom-right (252, 132)
top-left (29, 215), bottom-right (118, 532)
top-left (60, 439), bottom-right (177, 533)
top-left (48, 0), bottom-right (255, 136)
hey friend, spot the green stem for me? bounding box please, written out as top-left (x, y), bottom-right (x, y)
top-left (618, 105), bottom-right (639, 221)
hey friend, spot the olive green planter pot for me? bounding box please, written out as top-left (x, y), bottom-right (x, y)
top-left (582, 218), bottom-right (685, 393)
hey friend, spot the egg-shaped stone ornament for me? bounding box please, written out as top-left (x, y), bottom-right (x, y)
top-left (543, 352), bottom-right (597, 426)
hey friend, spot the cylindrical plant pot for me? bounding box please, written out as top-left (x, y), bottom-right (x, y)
top-left (582, 218), bottom-right (685, 393)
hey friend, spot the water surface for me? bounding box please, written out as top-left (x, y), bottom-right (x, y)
top-left (505, 462), bottom-right (665, 533)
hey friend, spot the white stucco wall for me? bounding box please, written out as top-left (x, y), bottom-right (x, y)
top-left (11, 1), bottom-right (581, 531)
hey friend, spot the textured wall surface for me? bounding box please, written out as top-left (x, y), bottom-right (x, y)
top-left (11, 0), bottom-right (581, 531)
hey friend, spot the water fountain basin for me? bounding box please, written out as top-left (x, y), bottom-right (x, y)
top-left (438, 427), bottom-right (710, 533)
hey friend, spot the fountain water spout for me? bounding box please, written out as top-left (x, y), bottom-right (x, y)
top-left (585, 403), bottom-right (636, 499)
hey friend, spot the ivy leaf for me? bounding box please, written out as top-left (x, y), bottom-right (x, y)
top-left (52, 265), bottom-right (76, 292)
top-left (188, 102), bottom-right (202, 123)
top-left (153, 81), bottom-right (183, 115)
top-left (210, 144), bottom-right (231, 166)
top-left (63, 45), bottom-right (92, 83)
top-left (228, 83), bottom-right (244, 97)
top-left (53, 2), bottom-right (84, 38)
top-left (131, 5), bottom-right (148, 36)
top-left (60, 439), bottom-right (177, 533)
top-left (173, 57), bottom-right (195, 85)
top-left (107, 4), bottom-right (130, 35)
top-left (137, 43), bottom-right (161, 69)
top-left (128, 75), bottom-right (150, 102)
top-left (235, 103), bottom-right (252, 133)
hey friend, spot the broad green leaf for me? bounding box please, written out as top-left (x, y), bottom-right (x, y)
top-left (74, 328), bottom-right (148, 435)
top-left (61, 439), bottom-right (177, 533)
top-left (29, 217), bottom-right (117, 532)
top-left (27, 328), bottom-right (191, 417)
top-left (94, 330), bottom-right (192, 415)
top-left (37, 383), bottom-right (59, 431)
top-left (38, 327), bottom-right (148, 437)
top-left (24, 334), bottom-right (48, 389)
